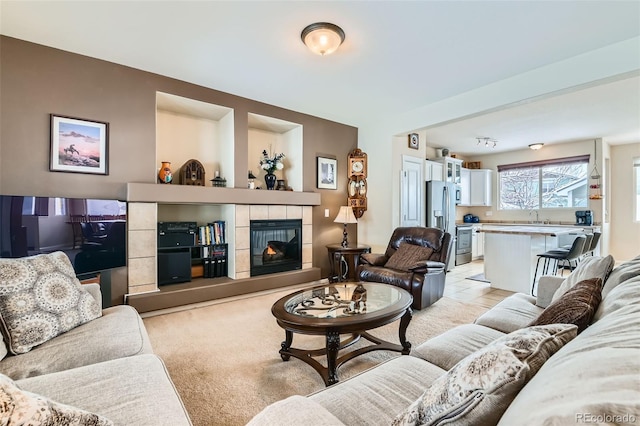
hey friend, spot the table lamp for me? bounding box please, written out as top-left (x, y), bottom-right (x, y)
top-left (334, 206), bottom-right (358, 247)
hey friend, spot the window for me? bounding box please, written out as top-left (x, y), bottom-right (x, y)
top-left (498, 155), bottom-right (589, 210)
top-left (635, 157), bottom-right (640, 222)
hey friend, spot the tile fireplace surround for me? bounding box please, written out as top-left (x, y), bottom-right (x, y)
top-left (126, 202), bottom-right (313, 296)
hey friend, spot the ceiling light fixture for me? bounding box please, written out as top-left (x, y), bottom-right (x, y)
top-left (476, 137), bottom-right (497, 148)
top-left (301, 22), bottom-right (345, 56)
top-left (529, 143), bottom-right (544, 150)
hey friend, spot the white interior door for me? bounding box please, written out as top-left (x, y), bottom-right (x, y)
top-left (400, 155), bottom-right (423, 227)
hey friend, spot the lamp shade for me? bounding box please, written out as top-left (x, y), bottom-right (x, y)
top-left (301, 22), bottom-right (345, 55)
top-left (334, 206), bottom-right (357, 224)
top-left (529, 143), bottom-right (544, 150)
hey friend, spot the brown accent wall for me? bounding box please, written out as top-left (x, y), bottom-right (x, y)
top-left (0, 36), bottom-right (357, 280)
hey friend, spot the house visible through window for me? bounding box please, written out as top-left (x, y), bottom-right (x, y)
top-left (498, 155), bottom-right (589, 210)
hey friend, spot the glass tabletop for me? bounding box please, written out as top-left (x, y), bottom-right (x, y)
top-left (284, 283), bottom-right (402, 319)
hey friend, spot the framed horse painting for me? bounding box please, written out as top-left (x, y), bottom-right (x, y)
top-left (50, 114), bottom-right (109, 175)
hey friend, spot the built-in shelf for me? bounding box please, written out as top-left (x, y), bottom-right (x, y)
top-left (126, 183), bottom-right (321, 205)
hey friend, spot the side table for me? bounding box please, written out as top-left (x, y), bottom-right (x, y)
top-left (326, 244), bottom-right (371, 282)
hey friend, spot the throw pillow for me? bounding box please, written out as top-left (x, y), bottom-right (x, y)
top-left (385, 242), bottom-right (434, 271)
top-left (0, 373), bottom-right (113, 425)
top-left (0, 251), bottom-right (102, 354)
top-left (551, 255), bottom-right (614, 303)
top-left (529, 278), bottom-right (602, 333)
top-left (391, 324), bottom-right (578, 426)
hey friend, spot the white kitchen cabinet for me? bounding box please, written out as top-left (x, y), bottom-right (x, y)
top-left (434, 157), bottom-right (463, 184)
top-left (425, 160), bottom-right (443, 181)
top-left (470, 169), bottom-right (492, 206)
top-left (459, 167), bottom-right (470, 205)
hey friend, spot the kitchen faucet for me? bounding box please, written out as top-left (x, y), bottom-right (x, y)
top-left (529, 209), bottom-right (541, 224)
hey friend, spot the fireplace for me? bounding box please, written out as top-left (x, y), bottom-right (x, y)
top-left (250, 219), bottom-right (302, 276)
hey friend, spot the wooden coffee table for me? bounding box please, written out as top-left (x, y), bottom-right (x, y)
top-left (271, 282), bottom-right (413, 386)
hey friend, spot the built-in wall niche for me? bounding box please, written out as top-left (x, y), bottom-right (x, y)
top-left (156, 92), bottom-right (235, 187)
top-left (157, 203), bottom-right (237, 278)
top-left (248, 113), bottom-right (303, 191)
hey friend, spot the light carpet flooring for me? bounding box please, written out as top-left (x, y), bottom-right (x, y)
top-left (142, 260), bottom-right (512, 426)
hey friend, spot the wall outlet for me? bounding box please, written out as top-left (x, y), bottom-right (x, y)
top-left (324, 209), bottom-right (330, 218)
top-left (485, 211), bottom-right (493, 216)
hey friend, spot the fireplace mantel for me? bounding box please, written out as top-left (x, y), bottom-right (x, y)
top-left (126, 183), bottom-right (321, 206)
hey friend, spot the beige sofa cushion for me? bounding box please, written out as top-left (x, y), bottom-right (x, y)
top-left (600, 255), bottom-right (640, 299)
top-left (17, 354), bottom-right (192, 426)
top-left (1, 372), bottom-right (113, 425)
top-left (392, 324), bottom-right (577, 426)
top-left (474, 293), bottom-right (542, 333)
top-left (551, 255), bottom-right (614, 303)
top-left (247, 395), bottom-right (345, 425)
top-left (309, 356), bottom-right (446, 425)
top-left (411, 324), bottom-right (505, 371)
top-left (0, 305), bottom-right (153, 380)
top-left (498, 277), bottom-right (640, 426)
top-left (0, 252), bottom-right (102, 354)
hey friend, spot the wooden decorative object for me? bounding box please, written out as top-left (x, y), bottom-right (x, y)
top-left (348, 149), bottom-right (368, 218)
top-left (464, 161), bottom-right (482, 169)
top-left (179, 159), bottom-right (206, 186)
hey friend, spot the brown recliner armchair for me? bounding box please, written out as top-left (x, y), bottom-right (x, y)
top-left (357, 227), bottom-right (452, 310)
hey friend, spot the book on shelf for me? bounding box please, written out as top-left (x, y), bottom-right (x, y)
top-left (196, 221), bottom-right (225, 246)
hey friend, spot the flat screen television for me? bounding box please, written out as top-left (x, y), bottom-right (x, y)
top-left (0, 195), bottom-right (127, 278)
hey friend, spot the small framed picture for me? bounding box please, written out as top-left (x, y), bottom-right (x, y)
top-left (408, 133), bottom-right (419, 150)
top-left (50, 114), bottom-right (109, 175)
top-left (317, 156), bottom-right (337, 190)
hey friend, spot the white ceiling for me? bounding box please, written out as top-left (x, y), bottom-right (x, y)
top-left (1, 1), bottom-right (639, 155)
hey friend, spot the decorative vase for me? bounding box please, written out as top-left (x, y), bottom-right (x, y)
top-left (158, 161), bottom-right (173, 184)
top-left (264, 173), bottom-right (277, 190)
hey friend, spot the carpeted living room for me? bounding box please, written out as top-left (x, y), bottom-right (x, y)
top-left (1, 1), bottom-right (640, 426)
top-left (140, 260), bottom-right (496, 425)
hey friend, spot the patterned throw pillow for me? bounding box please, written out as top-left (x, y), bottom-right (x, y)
top-left (392, 324), bottom-right (577, 426)
top-left (0, 373), bottom-right (113, 425)
top-left (0, 251), bottom-right (102, 354)
top-left (529, 278), bottom-right (602, 333)
top-left (385, 242), bottom-right (434, 271)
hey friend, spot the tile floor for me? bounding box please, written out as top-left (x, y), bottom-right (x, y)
top-left (443, 259), bottom-right (514, 309)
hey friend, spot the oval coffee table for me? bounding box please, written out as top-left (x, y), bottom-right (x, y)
top-left (271, 282), bottom-right (413, 386)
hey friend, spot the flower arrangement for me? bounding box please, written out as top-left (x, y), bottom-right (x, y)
top-left (259, 149), bottom-right (285, 174)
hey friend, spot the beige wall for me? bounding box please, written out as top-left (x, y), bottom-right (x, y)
top-left (609, 143), bottom-right (640, 261)
top-left (0, 36), bottom-right (358, 278)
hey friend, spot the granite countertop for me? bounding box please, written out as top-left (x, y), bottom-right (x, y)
top-left (480, 225), bottom-right (584, 237)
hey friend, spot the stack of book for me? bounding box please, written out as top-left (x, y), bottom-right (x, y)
top-left (197, 221), bottom-right (226, 246)
top-left (203, 244), bottom-right (227, 278)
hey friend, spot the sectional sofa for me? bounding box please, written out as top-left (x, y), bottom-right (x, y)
top-left (249, 255), bottom-right (640, 425)
top-left (0, 252), bottom-right (192, 425)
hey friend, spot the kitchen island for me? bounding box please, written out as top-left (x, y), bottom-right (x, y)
top-left (480, 225), bottom-right (584, 294)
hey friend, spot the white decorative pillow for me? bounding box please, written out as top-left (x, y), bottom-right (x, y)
top-left (551, 255), bottom-right (614, 303)
top-left (392, 324), bottom-right (578, 426)
top-left (0, 373), bottom-right (113, 425)
top-left (0, 251), bottom-right (102, 354)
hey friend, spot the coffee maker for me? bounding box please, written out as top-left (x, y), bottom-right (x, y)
top-left (575, 210), bottom-right (593, 226)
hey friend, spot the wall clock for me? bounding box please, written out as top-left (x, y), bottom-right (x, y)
top-left (347, 149), bottom-right (368, 218)
top-left (348, 148), bottom-right (367, 177)
top-left (408, 133), bottom-right (419, 150)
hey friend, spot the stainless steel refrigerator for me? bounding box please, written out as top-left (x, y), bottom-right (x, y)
top-left (426, 181), bottom-right (456, 271)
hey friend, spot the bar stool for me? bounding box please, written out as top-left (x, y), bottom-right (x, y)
top-left (555, 233), bottom-right (594, 269)
top-left (531, 235), bottom-right (586, 295)
top-left (585, 232), bottom-right (601, 256)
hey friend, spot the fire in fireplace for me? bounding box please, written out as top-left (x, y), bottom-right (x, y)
top-left (250, 219), bottom-right (302, 276)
